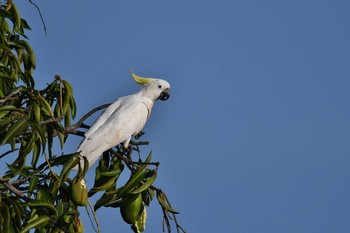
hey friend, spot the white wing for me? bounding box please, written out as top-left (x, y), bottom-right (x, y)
top-left (84, 97), bottom-right (124, 138)
top-left (76, 94), bottom-right (150, 168)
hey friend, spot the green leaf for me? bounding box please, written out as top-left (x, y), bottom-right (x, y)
top-left (19, 215), bottom-right (50, 233)
top-left (28, 200), bottom-right (58, 217)
top-left (3, 196), bottom-right (25, 228)
top-left (106, 193), bottom-right (141, 208)
top-left (148, 187), bottom-right (155, 201)
top-left (20, 135), bottom-right (35, 158)
top-left (0, 105), bottom-right (23, 113)
top-left (144, 151), bottom-right (152, 163)
top-left (131, 170), bottom-right (157, 194)
top-left (37, 94), bottom-right (54, 117)
top-left (61, 89), bottom-right (70, 115)
top-left (117, 165), bottom-right (148, 198)
top-left (69, 92), bottom-right (77, 118)
top-left (32, 102), bottom-right (41, 122)
top-left (9, 3), bottom-right (21, 31)
top-left (21, 40), bottom-right (36, 68)
top-left (0, 204), bottom-right (10, 232)
top-left (1, 17), bottom-right (11, 33)
top-left (156, 191), bottom-right (179, 214)
top-left (21, 18), bottom-right (31, 30)
top-left (94, 164), bottom-right (149, 210)
top-left (57, 153), bottom-right (79, 189)
top-left (28, 174), bottom-right (38, 197)
top-left (55, 201), bottom-right (69, 220)
top-left (1, 116), bottom-right (29, 145)
top-left (88, 157), bottom-right (123, 197)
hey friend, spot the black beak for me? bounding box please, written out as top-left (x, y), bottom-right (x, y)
top-left (158, 89), bottom-right (170, 101)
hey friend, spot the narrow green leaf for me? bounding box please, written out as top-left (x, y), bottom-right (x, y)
top-left (28, 200), bottom-right (58, 217)
top-left (37, 94), bottom-right (54, 117)
top-left (144, 151), bottom-right (152, 163)
top-left (0, 204), bottom-right (10, 232)
top-left (9, 3), bottom-right (21, 31)
top-left (55, 201), bottom-right (69, 219)
top-left (94, 192), bottom-right (119, 211)
top-left (28, 174), bottom-right (38, 197)
top-left (32, 102), bottom-right (41, 122)
top-left (69, 94), bottom-right (77, 118)
top-left (1, 116), bottom-right (29, 145)
top-left (20, 134), bottom-right (36, 157)
top-left (106, 193), bottom-right (140, 208)
top-left (95, 164), bottom-right (149, 210)
top-left (21, 40), bottom-right (36, 68)
top-left (117, 165), bottom-right (147, 198)
top-left (57, 153), bottom-right (79, 189)
top-left (19, 215), bottom-right (50, 233)
top-left (0, 105), bottom-right (23, 113)
top-left (156, 191), bottom-right (179, 214)
top-left (148, 188), bottom-right (155, 201)
top-left (131, 170), bottom-right (157, 194)
top-left (21, 18), bottom-right (31, 30)
top-left (3, 196), bottom-right (25, 227)
top-left (31, 141), bottom-right (41, 168)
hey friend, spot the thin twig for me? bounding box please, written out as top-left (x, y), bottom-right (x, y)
top-left (0, 148), bottom-right (19, 159)
top-left (9, 177), bottom-right (30, 186)
top-left (163, 194), bottom-right (186, 233)
top-left (0, 87), bottom-right (23, 104)
top-left (130, 140), bottom-right (149, 146)
top-left (65, 103), bottom-right (111, 134)
top-left (39, 115), bottom-right (64, 125)
top-left (28, 0), bottom-right (47, 35)
top-left (109, 149), bottom-right (132, 166)
top-left (152, 186), bottom-right (186, 233)
top-left (131, 161), bottom-right (159, 167)
top-left (0, 177), bottom-right (32, 202)
top-left (86, 199), bottom-right (101, 233)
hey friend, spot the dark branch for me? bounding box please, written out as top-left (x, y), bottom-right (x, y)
top-left (65, 103), bottom-right (111, 135)
top-left (0, 148), bottom-right (19, 159)
top-left (130, 140), bottom-right (149, 146)
top-left (0, 177), bottom-right (32, 202)
top-left (152, 186), bottom-right (186, 233)
top-left (28, 0), bottom-right (47, 35)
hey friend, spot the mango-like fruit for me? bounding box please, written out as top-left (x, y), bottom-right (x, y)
top-left (120, 194), bottom-right (143, 224)
top-left (71, 178), bottom-right (88, 206)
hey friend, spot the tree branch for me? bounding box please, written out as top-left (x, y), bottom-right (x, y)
top-left (28, 0), bottom-right (47, 35)
top-left (0, 87), bottom-right (23, 104)
top-left (39, 115), bottom-right (64, 125)
top-left (0, 177), bottom-right (32, 202)
top-left (152, 186), bottom-right (186, 233)
top-left (65, 103), bottom-right (111, 135)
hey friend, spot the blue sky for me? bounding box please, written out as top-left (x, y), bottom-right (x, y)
top-left (13, 0), bottom-right (350, 232)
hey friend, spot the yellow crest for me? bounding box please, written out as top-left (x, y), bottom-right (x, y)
top-left (131, 70), bottom-right (155, 85)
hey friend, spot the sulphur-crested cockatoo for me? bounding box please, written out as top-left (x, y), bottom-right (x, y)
top-left (75, 71), bottom-right (170, 169)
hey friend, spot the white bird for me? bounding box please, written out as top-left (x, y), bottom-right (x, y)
top-left (75, 71), bottom-right (170, 169)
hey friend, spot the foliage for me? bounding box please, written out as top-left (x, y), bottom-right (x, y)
top-left (0, 1), bottom-right (184, 233)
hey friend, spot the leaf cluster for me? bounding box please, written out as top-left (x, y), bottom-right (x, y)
top-left (0, 1), bottom-right (80, 232)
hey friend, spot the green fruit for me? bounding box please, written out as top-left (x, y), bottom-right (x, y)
top-left (71, 178), bottom-right (88, 206)
top-left (120, 194), bottom-right (142, 224)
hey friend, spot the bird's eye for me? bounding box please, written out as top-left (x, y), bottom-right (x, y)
top-left (158, 85), bottom-right (162, 89)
